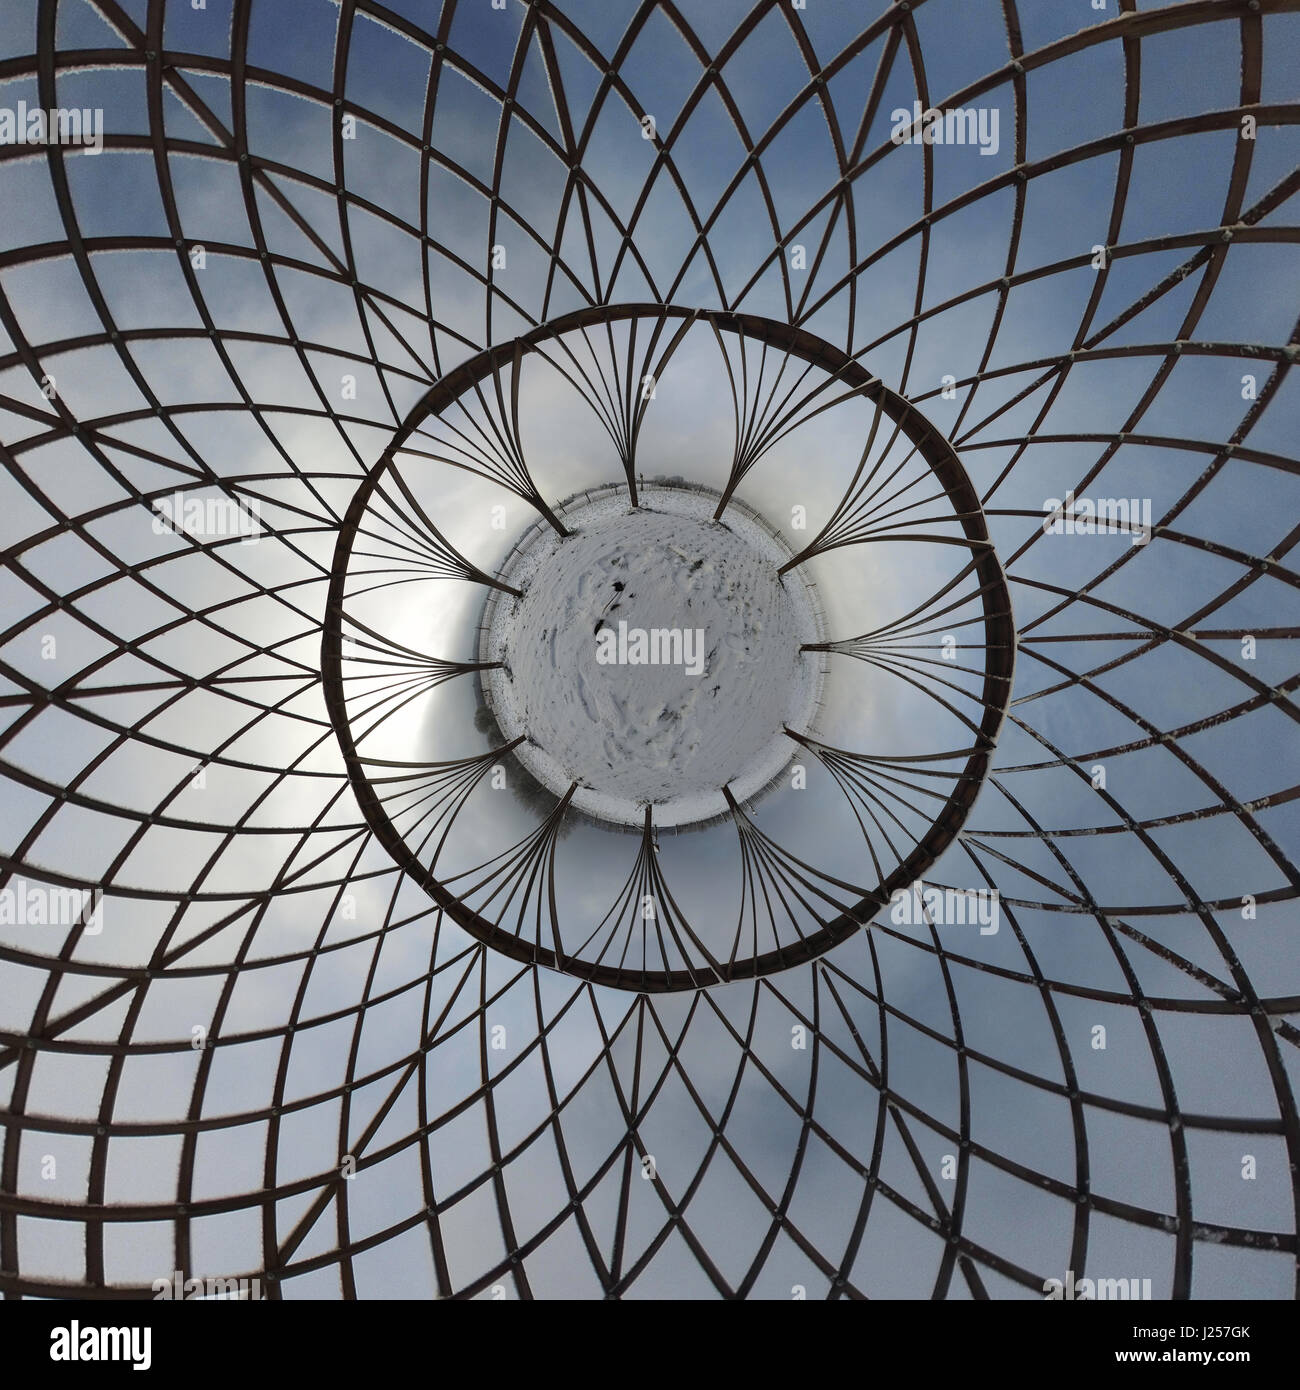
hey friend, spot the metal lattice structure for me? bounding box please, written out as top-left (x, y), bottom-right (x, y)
top-left (0, 0), bottom-right (1297, 1300)
top-left (325, 303), bottom-right (1016, 990)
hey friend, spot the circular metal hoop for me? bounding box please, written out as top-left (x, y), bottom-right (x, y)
top-left (324, 305), bottom-right (1016, 991)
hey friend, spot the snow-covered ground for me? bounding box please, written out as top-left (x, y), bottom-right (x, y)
top-left (481, 485), bottom-right (824, 827)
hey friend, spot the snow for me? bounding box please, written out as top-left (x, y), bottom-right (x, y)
top-left (481, 484), bottom-right (824, 828)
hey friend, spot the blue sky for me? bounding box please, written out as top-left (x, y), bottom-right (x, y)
top-left (0, 0), bottom-right (1297, 1300)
